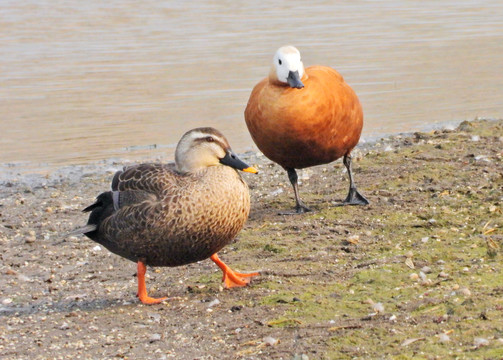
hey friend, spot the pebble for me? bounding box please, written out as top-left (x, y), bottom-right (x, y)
top-left (347, 235), bottom-right (359, 244)
top-left (474, 155), bottom-right (490, 162)
top-left (207, 298), bottom-right (220, 308)
top-left (149, 333), bottom-right (161, 343)
top-left (421, 266), bottom-right (432, 274)
top-left (438, 271), bottom-right (449, 278)
top-left (263, 336), bottom-right (279, 346)
top-left (92, 245), bottom-right (102, 252)
top-left (148, 313), bottom-right (161, 323)
top-left (474, 337), bottom-right (489, 347)
top-left (471, 135), bottom-right (480, 142)
top-left (2, 298), bottom-right (13, 305)
top-left (410, 273), bottom-right (419, 281)
top-left (270, 188), bottom-right (284, 196)
top-left (438, 333), bottom-right (450, 343)
top-left (373, 302), bottom-right (384, 313)
top-left (59, 322), bottom-right (70, 330)
top-left (459, 287), bottom-right (471, 296)
top-left (389, 314), bottom-right (397, 322)
top-left (17, 274), bottom-right (32, 282)
top-left (421, 237), bottom-right (429, 243)
top-left (292, 354), bottom-right (309, 360)
top-left (26, 232), bottom-right (36, 243)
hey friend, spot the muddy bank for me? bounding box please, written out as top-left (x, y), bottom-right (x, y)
top-left (0, 119), bottom-right (502, 359)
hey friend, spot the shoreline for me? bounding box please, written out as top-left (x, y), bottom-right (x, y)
top-left (0, 117), bottom-right (490, 189)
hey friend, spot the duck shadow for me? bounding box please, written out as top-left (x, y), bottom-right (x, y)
top-left (0, 297), bottom-right (128, 318)
top-left (249, 200), bottom-right (330, 222)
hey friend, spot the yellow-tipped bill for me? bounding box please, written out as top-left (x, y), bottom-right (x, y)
top-left (220, 151), bottom-right (258, 174)
top-left (242, 166), bottom-right (258, 174)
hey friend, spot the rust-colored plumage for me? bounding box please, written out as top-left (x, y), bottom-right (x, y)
top-left (245, 46), bottom-right (368, 213)
top-left (77, 127), bottom-right (259, 304)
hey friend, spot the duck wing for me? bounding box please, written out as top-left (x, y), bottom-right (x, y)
top-left (111, 162), bottom-right (178, 195)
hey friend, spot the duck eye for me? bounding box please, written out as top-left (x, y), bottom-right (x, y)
top-left (205, 136), bottom-right (214, 142)
top-left (278, 59), bottom-right (282, 65)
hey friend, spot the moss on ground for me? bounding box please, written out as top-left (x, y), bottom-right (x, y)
top-left (222, 119), bottom-right (503, 358)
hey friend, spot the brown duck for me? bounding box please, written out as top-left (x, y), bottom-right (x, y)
top-left (245, 45), bottom-right (368, 213)
top-left (75, 127), bottom-right (259, 304)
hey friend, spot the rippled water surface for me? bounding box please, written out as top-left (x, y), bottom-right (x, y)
top-left (1, 0), bottom-right (502, 173)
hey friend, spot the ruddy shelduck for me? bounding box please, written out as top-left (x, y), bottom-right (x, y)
top-left (245, 45), bottom-right (369, 213)
top-left (72, 128), bottom-right (259, 304)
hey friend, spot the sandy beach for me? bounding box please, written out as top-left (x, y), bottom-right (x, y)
top-left (0, 118), bottom-right (502, 359)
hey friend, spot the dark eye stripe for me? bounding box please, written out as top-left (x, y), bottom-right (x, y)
top-left (194, 136), bottom-right (228, 151)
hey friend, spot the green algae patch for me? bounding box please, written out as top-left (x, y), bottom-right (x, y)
top-left (239, 119), bottom-right (503, 358)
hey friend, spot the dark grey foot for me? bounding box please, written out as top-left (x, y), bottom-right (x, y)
top-left (342, 187), bottom-right (369, 206)
top-left (280, 167), bottom-right (313, 215)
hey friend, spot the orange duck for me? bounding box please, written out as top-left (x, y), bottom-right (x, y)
top-left (245, 45), bottom-right (369, 213)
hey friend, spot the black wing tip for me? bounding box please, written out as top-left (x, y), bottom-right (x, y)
top-left (82, 191), bottom-right (114, 212)
top-left (82, 203), bottom-right (97, 212)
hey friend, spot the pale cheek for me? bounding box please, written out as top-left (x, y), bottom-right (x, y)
top-left (279, 69), bottom-right (288, 82)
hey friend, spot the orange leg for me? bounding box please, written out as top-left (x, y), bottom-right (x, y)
top-left (210, 253), bottom-right (259, 288)
top-left (136, 260), bottom-right (167, 305)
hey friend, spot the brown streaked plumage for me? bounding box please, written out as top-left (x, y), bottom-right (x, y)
top-left (245, 45), bottom-right (369, 213)
top-left (76, 127), bottom-right (259, 304)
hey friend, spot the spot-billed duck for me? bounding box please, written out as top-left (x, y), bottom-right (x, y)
top-left (72, 128), bottom-right (259, 304)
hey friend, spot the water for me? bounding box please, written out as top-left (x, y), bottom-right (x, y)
top-left (1, 0), bottom-right (502, 174)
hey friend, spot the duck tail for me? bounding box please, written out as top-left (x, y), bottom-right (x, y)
top-left (67, 192), bottom-right (116, 240)
top-left (66, 224), bottom-right (98, 236)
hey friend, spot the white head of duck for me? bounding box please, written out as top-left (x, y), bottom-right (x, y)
top-left (269, 45), bottom-right (306, 88)
top-left (175, 127), bottom-right (258, 174)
